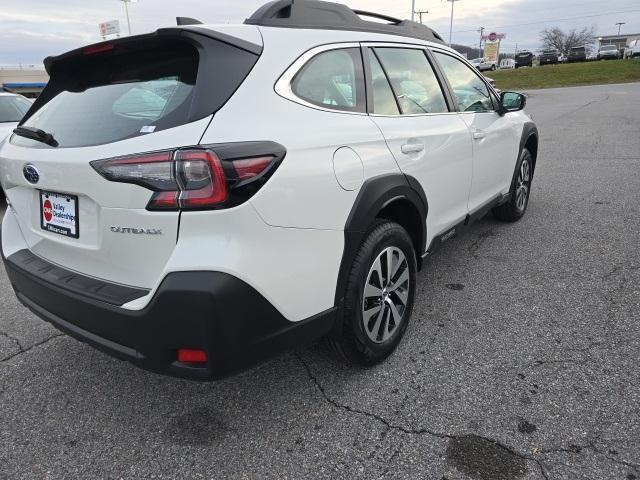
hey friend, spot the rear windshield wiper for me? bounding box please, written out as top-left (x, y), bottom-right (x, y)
top-left (13, 126), bottom-right (59, 147)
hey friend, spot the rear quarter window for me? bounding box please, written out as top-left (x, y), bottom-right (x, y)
top-left (291, 48), bottom-right (366, 113)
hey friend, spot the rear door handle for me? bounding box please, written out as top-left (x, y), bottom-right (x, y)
top-left (473, 131), bottom-right (486, 140)
top-left (401, 143), bottom-right (424, 154)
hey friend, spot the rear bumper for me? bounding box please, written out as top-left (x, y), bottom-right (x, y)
top-left (3, 249), bottom-right (335, 380)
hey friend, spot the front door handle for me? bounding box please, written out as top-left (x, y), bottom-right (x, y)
top-left (473, 131), bottom-right (486, 140)
top-left (401, 143), bottom-right (424, 154)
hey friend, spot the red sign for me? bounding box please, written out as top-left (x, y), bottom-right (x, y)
top-left (482, 32), bottom-right (506, 41)
top-left (43, 199), bottom-right (53, 222)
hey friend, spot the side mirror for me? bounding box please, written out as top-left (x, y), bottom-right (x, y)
top-left (499, 91), bottom-right (526, 115)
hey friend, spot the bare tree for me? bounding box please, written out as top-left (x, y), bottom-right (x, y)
top-left (540, 25), bottom-right (596, 54)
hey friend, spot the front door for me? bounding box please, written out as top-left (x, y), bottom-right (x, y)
top-left (432, 50), bottom-right (520, 213)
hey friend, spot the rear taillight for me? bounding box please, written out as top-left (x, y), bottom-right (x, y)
top-left (90, 143), bottom-right (285, 211)
top-left (174, 150), bottom-right (228, 209)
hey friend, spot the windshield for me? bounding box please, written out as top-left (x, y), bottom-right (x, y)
top-left (601, 45), bottom-right (617, 50)
top-left (542, 50), bottom-right (557, 54)
top-left (0, 96), bottom-right (31, 123)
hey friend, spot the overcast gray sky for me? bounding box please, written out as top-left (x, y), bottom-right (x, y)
top-left (1, 0), bottom-right (639, 65)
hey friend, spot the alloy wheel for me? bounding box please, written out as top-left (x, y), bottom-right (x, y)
top-left (362, 247), bottom-right (410, 344)
top-left (515, 157), bottom-right (531, 211)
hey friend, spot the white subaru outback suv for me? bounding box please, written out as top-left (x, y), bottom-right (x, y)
top-left (0, 0), bottom-right (538, 380)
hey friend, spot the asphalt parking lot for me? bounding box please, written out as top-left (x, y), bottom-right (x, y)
top-left (1, 82), bottom-right (639, 480)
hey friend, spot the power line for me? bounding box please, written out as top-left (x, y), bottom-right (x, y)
top-left (452, 8), bottom-right (640, 34)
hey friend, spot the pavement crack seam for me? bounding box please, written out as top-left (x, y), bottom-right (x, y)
top-left (295, 352), bottom-right (550, 478)
top-left (467, 230), bottom-right (496, 258)
top-left (555, 95), bottom-right (610, 120)
top-left (0, 333), bottom-right (65, 363)
top-left (542, 443), bottom-right (639, 473)
top-left (0, 331), bottom-right (24, 354)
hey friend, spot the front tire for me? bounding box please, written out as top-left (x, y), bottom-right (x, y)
top-left (329, 221), bottom-right (417, 366)
top-left (492, 148), bottom-right (533, 222)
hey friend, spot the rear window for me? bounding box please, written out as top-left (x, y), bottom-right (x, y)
top-left (14, 36), bottom-right (259, 148)
top-left (0, 95), bottom-right (31, 123)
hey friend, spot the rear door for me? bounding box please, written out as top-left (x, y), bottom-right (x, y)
top-left (364, 45), bottom-right (473, 240)
top-left (0, 32), bottom-right (260, 289)
top-left (431, 50), bottom-right (520, 213)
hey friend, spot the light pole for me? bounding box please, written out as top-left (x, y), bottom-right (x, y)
top-left (120, 0), bottom-right (137, 36)
top-left (478, 26), bottom-right (485, 56)
top-left (615, 22), bottom-right (626, 35)
top-left (411, 0), bottom-right (416, 21)
top-left (446, 0), bottom-right (461, 47)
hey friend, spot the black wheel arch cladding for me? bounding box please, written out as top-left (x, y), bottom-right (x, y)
top-left (520, 121), bottom-right (539, 173)
top-left (334, 173), bottom-right (428, 312)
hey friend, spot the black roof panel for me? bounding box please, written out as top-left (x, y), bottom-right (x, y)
top-left (245, 0), bottom-right (444, 44)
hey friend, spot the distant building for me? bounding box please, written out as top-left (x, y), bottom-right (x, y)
top-left (595, 33), bottom-right (640, 52)
top-left (0, 66), bottom-right (49, 98)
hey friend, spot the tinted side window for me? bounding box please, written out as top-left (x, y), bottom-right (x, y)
top-left (374, 48), bottom-right (448, 115)
top-left (292, 48), bottom-right (365, 113)
top-left (433, 52), bottom-right (493, 113)
top-left (367, 51), bottom-right (400, 115)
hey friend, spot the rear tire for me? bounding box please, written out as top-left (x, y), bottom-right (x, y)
top-left (329, 221), bottom-right (417, 366)
top-left (492, 148), bottom-right (533, 222)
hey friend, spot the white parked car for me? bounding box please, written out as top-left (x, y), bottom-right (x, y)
top-left (470, 57), bottom-right (496, 71)
top-left (0, 0), bottom-right (538, 380)
top-left (624, 39), bottom-right (640, 58)
top-left (0, 92), bottom-right (31, 145)
top-left (0, 92), bottom-right (32, 200)
top-left (499, 58), bottom-right (515, 69)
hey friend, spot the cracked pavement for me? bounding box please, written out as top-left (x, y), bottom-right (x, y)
top-left (1, 82), bottom-right (639, 479)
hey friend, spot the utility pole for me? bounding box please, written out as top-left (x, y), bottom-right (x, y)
top-left (415, 10), bottom-right (429, 24)
top-left (478, 26), bottom-right (485, 57)
top-left (120, 0), bottom-right (137, 36)
top-left (446, 0), bottom-right (461, 47)
top-left (411, 0), bottom-right (416, 21)
top-left (616, 22), bottom-right (626, 35)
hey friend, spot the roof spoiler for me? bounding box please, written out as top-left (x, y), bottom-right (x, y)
top-left (244, 0), bottom-right (444, 44)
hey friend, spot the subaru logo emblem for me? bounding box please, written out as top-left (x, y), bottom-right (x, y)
top-left (23, 164), bottom-right (40, 184)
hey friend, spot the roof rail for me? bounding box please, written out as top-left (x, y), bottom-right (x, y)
top-left (244, 0), bottom-right (444, 44)
top-left (176, 17), bottom-right (203, 26)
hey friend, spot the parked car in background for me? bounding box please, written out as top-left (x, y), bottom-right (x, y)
top-left (515, 51), bottom-right (533, 68)
top-left (567, 46), bottom-right (587, 63)
top-left (0, 92), bottom-right (31, 145)
top-left (539, 49), bottom-right (560, 65)
top-left (499, 58), bottom-right (515, 69)
top-left (624, 39), bottom-right (640, 58)
top-left (470, 57), bottom-right (496, 71)
top-left (483, 76), bottom-right (501, 94)
top-left (598, 44), bottom-right (621, 60)
top-left (558, 54), bottom-right (567, 63)
top-left (586, 51), bottom-right (598, 61)
top-left (0, 92), bottom-right (32, 201)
